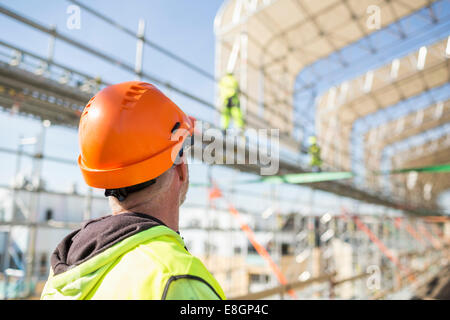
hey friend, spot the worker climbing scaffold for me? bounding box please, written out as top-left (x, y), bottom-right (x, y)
top-left (219, 72), bottom-right (245, 133)
top-left (308, 136), bottom-right (322, 171)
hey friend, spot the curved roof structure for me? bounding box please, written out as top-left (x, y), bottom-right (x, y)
top-left (364, 100), bottom-right (449, 186)
top-left (390, 135), bottom-right (450, 209)
top-left (215, 0), bottom-right (450, 213)
top-left (316, 37), bottom-right (449, 171)
top-left (214, 0), bottom-right (439, 137)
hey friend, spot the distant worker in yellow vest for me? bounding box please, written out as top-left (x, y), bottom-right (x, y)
top-left (41, 81), bottom-right (226, 300)
top-left (308, 136), bottom-right (322, 171)
top-left (219, 72), bottom-right (244, 132)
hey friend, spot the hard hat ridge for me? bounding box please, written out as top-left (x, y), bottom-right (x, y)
top-left (78, 81), bottom-right (195, 191)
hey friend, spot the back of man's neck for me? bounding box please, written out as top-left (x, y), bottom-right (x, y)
top-left (112, 208), bottom-right (179, 233)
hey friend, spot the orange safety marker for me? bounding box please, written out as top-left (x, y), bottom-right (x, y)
top-left (210, 183), bottom-right (298, 299)
top-left (208, 185), bottom-right (222, 201)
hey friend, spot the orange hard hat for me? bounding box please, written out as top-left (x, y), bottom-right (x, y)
top-left (78, 81), bottom-right (195, 189)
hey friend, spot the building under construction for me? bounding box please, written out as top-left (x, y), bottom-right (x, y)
top-left (0, 0), bottom-right (449, 300)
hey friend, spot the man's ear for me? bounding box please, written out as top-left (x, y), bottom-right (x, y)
top-left (174, 162), bottom-right (187, 182)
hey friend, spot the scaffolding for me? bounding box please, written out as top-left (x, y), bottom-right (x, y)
top-left (0, 0), bottom-right (449, 300)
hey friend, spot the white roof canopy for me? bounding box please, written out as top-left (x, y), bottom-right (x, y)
top-left (214, 0), bottom-right (437, 136)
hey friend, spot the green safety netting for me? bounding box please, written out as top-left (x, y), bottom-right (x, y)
top-left (190, 163), bottom-right (450, 187)
top-left (386, 163), bottom-right (450, 174)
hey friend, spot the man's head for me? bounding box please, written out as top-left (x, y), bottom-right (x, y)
top-left (77, 81), bottom-right (195, 227)
top-left (108, 157), bottom-right (190, 217)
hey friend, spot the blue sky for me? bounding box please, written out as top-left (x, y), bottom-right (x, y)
top-left (0, 0), bottom-right (221, 193)
top-left (0, 0), bottom-right (222, 113)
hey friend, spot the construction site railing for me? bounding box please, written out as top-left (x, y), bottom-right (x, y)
top-left (231, 246), bottom-right (450, 300)
top-left (233, 273), bottom-right (335, 300)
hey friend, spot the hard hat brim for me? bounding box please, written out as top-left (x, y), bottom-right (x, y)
top-left (79, 123), bottom-right (194, 189)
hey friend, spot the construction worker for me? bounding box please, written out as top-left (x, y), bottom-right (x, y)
top-left (308, 136), bottom-right (322, 171)
top-left (41, 81), bottom-right (226, 300)
top-left (219, 72), bottom-right (244, 132)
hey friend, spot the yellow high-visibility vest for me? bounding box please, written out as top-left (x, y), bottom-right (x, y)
top-left (41, 226), bottom-right (226, 300)
top-left (219, 74), bottom-right (239, 101)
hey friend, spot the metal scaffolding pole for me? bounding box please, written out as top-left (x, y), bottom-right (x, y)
top-left (24, 120), bottom-right (49, 297)
top-left (2, 136), bottom-right (25, 300)
top-left (134, 19), bottom-right (145, 80)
